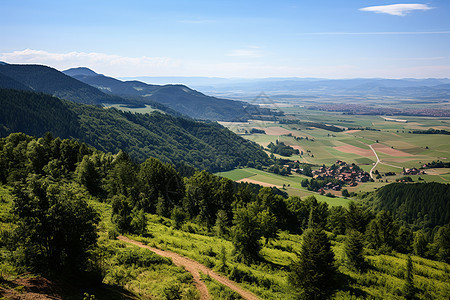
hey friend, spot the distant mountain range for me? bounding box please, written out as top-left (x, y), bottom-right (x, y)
top-left (0, 63), bottom-right (275, 121)
top-left (122, 76), bottom-right (450, 101)
top-left (63, 67), bottom-right (274, 121)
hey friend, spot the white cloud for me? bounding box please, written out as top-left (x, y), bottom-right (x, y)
top-left (359, 4), bottom-right (432, 16)
top-left (0, 48), bottom-right (447, 79)
top-left (0, 49), bottom-right (180, 77)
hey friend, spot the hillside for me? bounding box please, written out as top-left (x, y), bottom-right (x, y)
top-left (64, 67), bottom-right (277, 121)
top-left (0, 63), bottom-right (133, 105)
top-left (0, 89), bottom-right (269, 171)
top-left (364, 182), bottom-right (450, 230)
top-left (0, 134), bottom-right (449, 299)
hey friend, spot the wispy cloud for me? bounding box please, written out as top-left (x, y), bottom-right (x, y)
top-left (359, 4), bottom-right (432, 16)
top-left (0, 49), bottom-right (180, 76)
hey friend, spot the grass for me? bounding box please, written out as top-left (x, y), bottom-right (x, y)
top-left (215, 169), bottom-right (255, 181)
top-left (200, 272), bottom-right (243, 300)
top-left (129, 212), bottom-right (450, 300)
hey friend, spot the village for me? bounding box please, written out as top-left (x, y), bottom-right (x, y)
top-left (312, 160), bottom-right (372, 191)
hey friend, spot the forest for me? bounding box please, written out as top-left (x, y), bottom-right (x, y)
top-left (0, 89), bottom-right (270, 172)
top-left (0, 132), bottom-right (449, 299)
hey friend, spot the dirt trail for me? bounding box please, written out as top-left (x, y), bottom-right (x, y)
top-left (117, 236), bottom-right (259, 300)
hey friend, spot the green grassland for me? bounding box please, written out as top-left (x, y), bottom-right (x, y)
top-left (104, 104), bottom-right (164, 115)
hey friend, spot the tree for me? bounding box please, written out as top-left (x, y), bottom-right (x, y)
top-left (214, 210), bottom-right (229, 237)
top-left (344, 230), bottom-right (366, 272)
top-left (365, 211), bottom-right (397, 252)
top-left (11, 177), bottom-right (99, 272)
top-left (231, 202), bottom-right (262, 263)
top-left (76, 155), bottom-right (101, 195)
top-left (257, 209), bottom-right (278, 245)
top-left (396, 226), bottom-right (413, 254)
top-left (432, 224), bottom-right (450, 263)
top-left (341, 189), bottom-right (350, 198)
top-left (289, 228), bottom-right (338, 299)
top-left (413, 230), bottom-right (428, 257)
top-left (327, 206), bottom-right (347, 235)
top-left (346, 201), bottom-right (370, 233)
top-left (130, 208), bottom-right (147, 235)
top-left (403, 255), bottom-right (415, 300)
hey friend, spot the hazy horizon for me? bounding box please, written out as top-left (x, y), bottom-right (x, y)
top-left (1, 1), bottom-right (449, 79)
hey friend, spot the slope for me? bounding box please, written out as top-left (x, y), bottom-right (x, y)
top-left (0, 89), bottom-right (269, 171)
top-left (0, 64), bottom-right (127, 105)
top-left (64, 67), bottom-right (276, 121)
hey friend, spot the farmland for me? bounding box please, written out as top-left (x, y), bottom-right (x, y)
top-left (218, 107), bottom-right (450, 192)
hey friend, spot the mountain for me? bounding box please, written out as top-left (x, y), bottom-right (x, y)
top-left (184, 77), bottom-right (450, 100)
top-left (64, 67), bottom-right (276, 121)
top-left (0, 64), bottom-right (127, 105)
top-left (0, 89), bottom-right (269, 171)
top-left (0, 72), bottom-right (32, 91)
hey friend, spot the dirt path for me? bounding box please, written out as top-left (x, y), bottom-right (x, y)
top-left (369, 144), bottom-right (380, 179)
top-left (117, 236), bottom-right (259, 300)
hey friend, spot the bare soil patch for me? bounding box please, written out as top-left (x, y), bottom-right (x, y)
top-left (254, 127), bottom-right (293, 136)
top-left (372, 144), bottom-right (414, 157)
top-left (0, 276), bottom-right (63, 300)
top-left (334, 145), bottom-right (374, 157)
top-left (236, 178), bottom-right (283, 188)
top-left (287, 145), bottom-right (305, 153)
top-left (345, 130), bottom-right (361, 134)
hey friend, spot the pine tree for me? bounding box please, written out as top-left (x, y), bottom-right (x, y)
top-left (413, 230), bottom-right (428, 257)
top-left (289, 227), bottom-right (338, 299)
top-left (344, 229), bottom-right (366, 272)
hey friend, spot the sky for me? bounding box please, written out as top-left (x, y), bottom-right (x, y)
top-left (0, 0), bottom-right (449, 78)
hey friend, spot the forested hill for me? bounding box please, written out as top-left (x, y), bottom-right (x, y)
top-left (364, 182), bottom-right (450, 230)
top-left (0, 89), bottom-right (269, 171)
top-left (64, 67), bottom-right (277, 121)
top-left (0, 64), bottom-right (128, 105)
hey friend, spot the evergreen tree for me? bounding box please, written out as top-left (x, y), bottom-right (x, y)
top-left (76, 155), bottom-right (101, 195)
top-left (433, 224), bottom-right (450, 263)
top-left (344, 229), bottom-right (366, 272)
top-left (231, 202), bottom-right (262, 263)
top-left (413, 230), bottom-right (428, 257)
top-left (396, 226), bottom-right (413, 253)
top-left (289, 227), bottom-right (338, 299)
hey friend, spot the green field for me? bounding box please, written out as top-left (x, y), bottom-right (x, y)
top-left (220, 110), bottom-right (450, 190)
top-left (216, 168), bottom-right (352, 207)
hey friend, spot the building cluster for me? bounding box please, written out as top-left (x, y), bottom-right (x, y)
top-left (403, 168), bottom-right (426, 176)
top-left (312, 160), bottom-right (371, 189)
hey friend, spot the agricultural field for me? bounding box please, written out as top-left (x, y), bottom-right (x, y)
top-left (219, 108), bottom-right (450, 190)
top-left (216, 167), bottom-right (352, 207)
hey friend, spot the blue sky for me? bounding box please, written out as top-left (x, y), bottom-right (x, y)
top-left (1, 0), bottom-right (449, 78)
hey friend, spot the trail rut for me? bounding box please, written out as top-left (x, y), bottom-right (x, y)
top-left (117, 236), bottom-right (259, 300)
